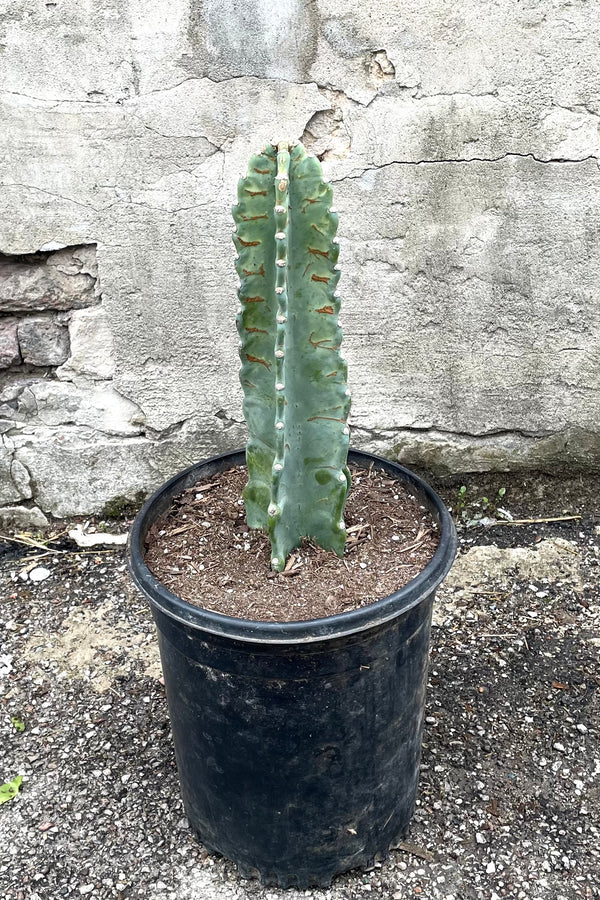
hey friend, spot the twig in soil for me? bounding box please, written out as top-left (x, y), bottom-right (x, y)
top-left (397, 527), bottom-right (431, 554)
top-left (391, 841), bottom-right (435, 862)
top-left (0, 533), bottom-right (63, 553)
top-left (548, 540), bottom-right (580, 555)
top-left (169, 524), bottom-right (196, 536)
top-left (491, 515), bottom-right (582, 526)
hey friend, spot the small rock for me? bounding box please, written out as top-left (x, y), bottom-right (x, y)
top-left (576, 724), bottom-right (588, 734)
top-left (486, 861), bottom-right (496, 874)
top-left (553, 742), bottom-right (566, 753)
top-left (29, 567), bottom-right (51, 583)
top-left (475, 832), bottom-right (486, 844)
top-left (0, 506), bottom-right (49, 529)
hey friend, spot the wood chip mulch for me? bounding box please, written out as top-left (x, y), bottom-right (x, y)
top-left (144, 463), bottom-right (440, 622)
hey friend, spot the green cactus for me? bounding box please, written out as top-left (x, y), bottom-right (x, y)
top-left (233, 141), bottom-right (351, 572)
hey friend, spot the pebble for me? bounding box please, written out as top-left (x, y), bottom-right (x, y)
top-left (553, 742), bottom-right (566, 753)
top-left (576, 724), bottom-right (588, 734)
top-left (29, 567), bottom-right (51, 583)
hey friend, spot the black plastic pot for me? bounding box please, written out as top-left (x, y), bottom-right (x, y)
top-left (128, 449), bottom-right (456, 888)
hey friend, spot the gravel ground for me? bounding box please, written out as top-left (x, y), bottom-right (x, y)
top-left (0, 470), bottom-right (598, 900)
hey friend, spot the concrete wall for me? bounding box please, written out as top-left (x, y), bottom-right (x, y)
top-left (1, 0), bottom-right (599, 521)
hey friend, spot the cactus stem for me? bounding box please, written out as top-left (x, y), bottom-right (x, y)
top-left (236, 140), bottom-right (349, 568)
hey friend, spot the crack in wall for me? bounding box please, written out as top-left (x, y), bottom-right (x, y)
top-left (351, 423), bottom-right (561, 443)
top-left (336, 151), bottom-right (599, 182)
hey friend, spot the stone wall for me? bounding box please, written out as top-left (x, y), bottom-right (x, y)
top-left (0, 0), bottom-right (599, 522)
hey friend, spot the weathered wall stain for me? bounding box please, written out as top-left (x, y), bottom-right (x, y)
top-left (185, 0), bottom-right (319, 82)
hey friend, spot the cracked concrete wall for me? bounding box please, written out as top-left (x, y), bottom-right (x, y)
top-left (0, 0), bottom-right (599, 519)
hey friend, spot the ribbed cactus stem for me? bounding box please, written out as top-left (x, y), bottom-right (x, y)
top-left (233, 141), bottom-right (351, 572)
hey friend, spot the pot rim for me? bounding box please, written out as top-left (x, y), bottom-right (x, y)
top-left (128, 448), bottom-right (457, 645)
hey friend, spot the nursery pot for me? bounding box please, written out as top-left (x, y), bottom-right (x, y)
top-left (128, 449), bottom-right (457, 888)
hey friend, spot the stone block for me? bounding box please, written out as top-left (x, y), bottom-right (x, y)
top-left (0, 318), bottom-right (21, 368)
top-left (0, 245), bottom-right (97, 314)
top-left (1, 380), bottom-right (144, 436)
top-left (17, 316), bottom-right (70, 366)
top-left (56, 307), bottom-right (115, 380)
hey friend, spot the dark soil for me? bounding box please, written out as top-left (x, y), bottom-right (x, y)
top-left (143, 463), bottom-right (440, 622)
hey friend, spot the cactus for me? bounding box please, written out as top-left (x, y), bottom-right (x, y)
top-left (233, 141), bottom-right (351, 572)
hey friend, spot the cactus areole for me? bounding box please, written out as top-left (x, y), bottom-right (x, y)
top-left (233, 141), bottom-right (351, 572)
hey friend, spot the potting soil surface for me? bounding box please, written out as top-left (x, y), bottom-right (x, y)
top-left (0, 467), bottom-right (599, 900)
top-left (144, 463), bottom-right (440, 621)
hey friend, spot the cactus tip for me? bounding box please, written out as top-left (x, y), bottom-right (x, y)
top-left (268, 503), bottom-right (278, 516)
top-left (276, 314), bottom-right (287, 323)
top-left (338, 472), bottom-right (346, 482)
top-left (275, 421), bottom-right (285, 430)
top-left (276, 259), bottom-right (286, 268)
top-left (275, 382), bottom-right (285, 390)
top-left (275, 232), bottom-right (286, 240)
top-left (274, 462), bottom-right (283, 471)
top-left (343, 426), bottom-right (350, 435)
top-left (275, 349), bottom-right (284, 358)
top-left (275, 287), bottom-right (284, 295)
top-left (274, 204), bottom-right (285, 214)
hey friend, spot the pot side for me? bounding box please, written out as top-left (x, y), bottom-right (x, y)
top-left (128, 449), bottom-right (457, 888)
